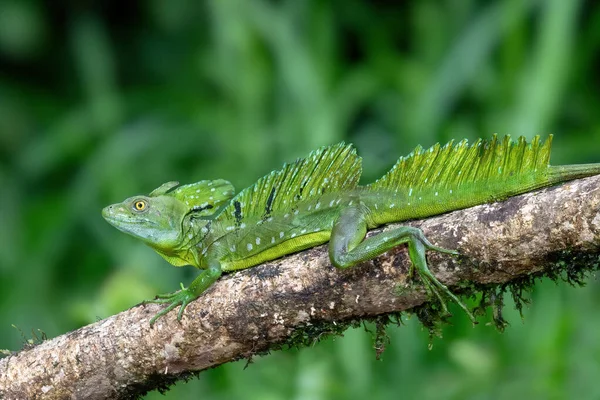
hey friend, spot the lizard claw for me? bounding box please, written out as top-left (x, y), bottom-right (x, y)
top-left (144, 286), bottom-right (196, 325)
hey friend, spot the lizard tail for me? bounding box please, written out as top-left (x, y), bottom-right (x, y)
top-left (549, 164), bottom-right (600, 184)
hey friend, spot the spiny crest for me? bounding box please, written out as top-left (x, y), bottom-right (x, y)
top-left (220, 143), bottom-right (361, 222)
top-left (369, 134), bottom-right (553, 191)
top-left (151, 180), bottom-right (236, 217)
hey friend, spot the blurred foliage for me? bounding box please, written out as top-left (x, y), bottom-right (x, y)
top-left (1, 0), bottom-right (600, 399)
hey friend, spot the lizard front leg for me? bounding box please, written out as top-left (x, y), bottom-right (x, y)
top-left (329, 206), bottom-right (475, 323)
top-left (144, 259), bottom-right (222, 325)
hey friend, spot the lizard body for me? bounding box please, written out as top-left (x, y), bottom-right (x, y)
top-left (102, 135), bottom-right (600, 324)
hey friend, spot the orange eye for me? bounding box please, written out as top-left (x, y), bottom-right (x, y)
top-left (134, 200), bottom-right (147, 211)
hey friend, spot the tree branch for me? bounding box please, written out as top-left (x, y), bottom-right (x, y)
top-left (2, 176), bottom-right (599, 400)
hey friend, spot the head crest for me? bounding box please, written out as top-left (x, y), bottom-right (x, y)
top-left (150, 180), bottom-right (235, 217)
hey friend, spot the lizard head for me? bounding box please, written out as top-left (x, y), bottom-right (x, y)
top-left (102, 179), bottom-right (235, 266)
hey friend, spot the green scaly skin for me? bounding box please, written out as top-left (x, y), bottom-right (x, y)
top-left (102, 135), bottom-right (600, 325)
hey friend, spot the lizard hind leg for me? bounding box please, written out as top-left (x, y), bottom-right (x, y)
top-left (329, 207), bottom-right (476, 323)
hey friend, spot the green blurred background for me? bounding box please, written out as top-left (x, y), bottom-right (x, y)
top-left (1, 0), bottom-right (600, 398)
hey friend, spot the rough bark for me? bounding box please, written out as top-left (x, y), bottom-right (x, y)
top-left (1, 176), bottom-right (599, 400)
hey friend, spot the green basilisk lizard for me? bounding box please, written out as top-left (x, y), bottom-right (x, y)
top-left (102, 135), bottom-right (600, 325)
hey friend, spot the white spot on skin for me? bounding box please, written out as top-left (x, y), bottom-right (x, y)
top-left (201, 227), bottom-right (208, 234)
top-left (374, 203), bottom-right (378, 210)
top-left (294, 210), bottom-right (299, 215)
top-left (291, 233), bottom-right (297, 238)
top-left (256, 237), bottom-right (261, 245)
top-left (329, 302), bottom-right (335, 309)
top-left (435, 192), bottom-right (438, 196)
top-left (188, 233), bottom-right (193, 239)
top-left (284, 213), bottom-right (290, 218)
top-left (247, 243), bottom-right (253, 251)
top-left (408, 188), bottom-right (413, 196)
top-left (226, 226), bottom-right (234, 231)
top-left (271, 237), bottom-right (275, 244)
top-left (315, 202), bottom-right (321, 209)
top-left (450, 189), bottom-right (453, 194)
top-left (196, 189), bottom-right (201, 193)
top-left (210, 188), bottom-right (215, 192)
top-left (329, 200), bottom-right (335, 207)
top-left (301, 229), bottom-right (307, 234)
top-left (389, 203), bottom-right (395, 208)
top-left (240, 223), bottom-right (246, 229)
top-left (230, 245), bottom-right (236, 252)
top-left (280, 232), bottom-right (284, 238)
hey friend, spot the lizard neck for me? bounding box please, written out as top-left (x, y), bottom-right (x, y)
top-left (152, 215), bottom-right (213, 267)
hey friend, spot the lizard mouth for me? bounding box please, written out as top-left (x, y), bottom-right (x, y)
top-left (101, 205), bottom-right (129, 225)
top-left (101, 205), bottom-right (114, 220)
top-left (102, 205), bottom-right (158, 228)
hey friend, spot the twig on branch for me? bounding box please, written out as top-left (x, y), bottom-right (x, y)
top-left (1, 176), bottom-right (599, 400)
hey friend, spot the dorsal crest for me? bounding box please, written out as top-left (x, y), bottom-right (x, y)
top-left (220, 143), bottom-right (362, 223)
top-left (369, 134), bottom-right (553, 191)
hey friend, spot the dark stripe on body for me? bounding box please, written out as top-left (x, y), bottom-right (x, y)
top-left (264, 187), bottom-right (276, 217)
top-left (192, 204), bottom-right (213, 213)
top-left (234, 200), bottom-right (242, 226)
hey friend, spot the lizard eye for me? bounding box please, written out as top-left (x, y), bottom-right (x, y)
top-left (133, 200), bottom-right (147, 211)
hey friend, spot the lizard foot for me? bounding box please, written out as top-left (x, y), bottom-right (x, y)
top-left (143, 283), bottom-right (196, 325)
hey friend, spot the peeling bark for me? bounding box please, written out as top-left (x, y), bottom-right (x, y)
top-left (1, 176), bottom-right (599, 400)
